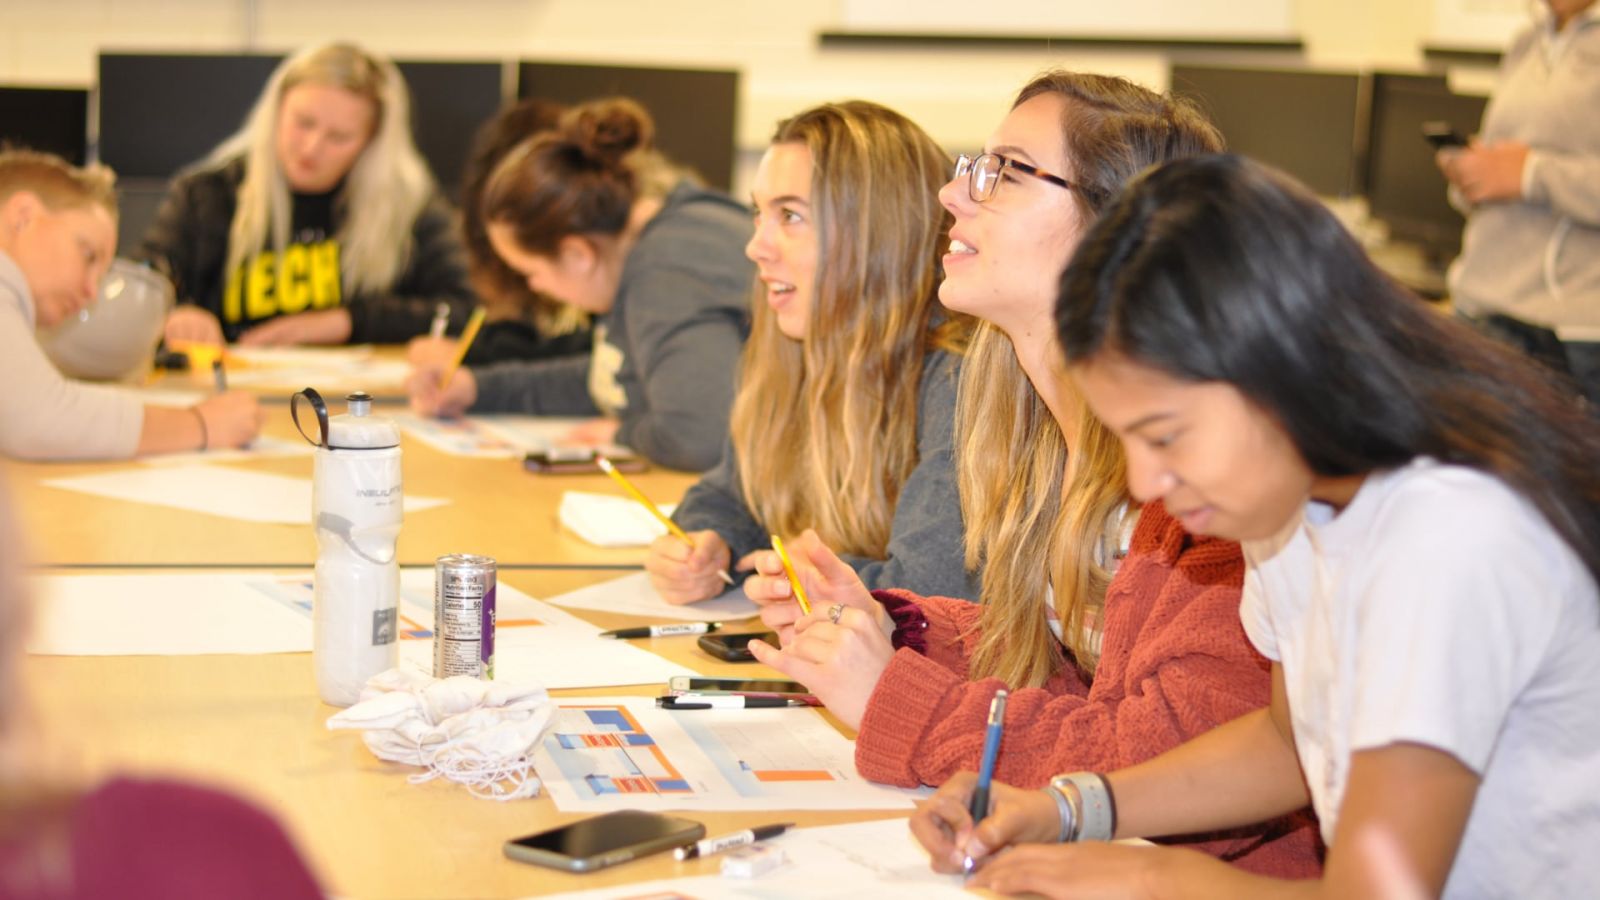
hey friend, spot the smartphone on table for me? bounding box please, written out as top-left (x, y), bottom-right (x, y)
top-left (1422, 120), bottom-right (1469, 150)
top-left (697, 632), bottom-right (779, 662)
top-left (504, 810), bottom-right (704, 872)
top-left (667, 675), bottom-right (817, 704)
top-left (523, 446), bottom-right (647, 475)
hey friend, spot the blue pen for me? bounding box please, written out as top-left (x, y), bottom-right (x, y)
top-left (964, 688), bottom-right (1008, 874)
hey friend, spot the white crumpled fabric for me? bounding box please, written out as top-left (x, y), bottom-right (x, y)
top-left (326, 668), bottom-right (553, 801)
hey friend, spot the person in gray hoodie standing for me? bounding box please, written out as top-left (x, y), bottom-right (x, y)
top-left (1440, 0), bottom-right (1600, 407)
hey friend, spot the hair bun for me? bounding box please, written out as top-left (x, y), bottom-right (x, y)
top-left (565, 98), bottom-right (654, 166)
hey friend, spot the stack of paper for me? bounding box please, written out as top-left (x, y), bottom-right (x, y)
top-left (558, 491), bottom-right (677, 547)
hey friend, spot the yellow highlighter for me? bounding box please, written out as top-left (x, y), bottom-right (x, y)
top-left (770, 534), bottom-right (812, 616)
top-left (439, 307), bottom-right (486, 391)
top-left (597, 456), bottom-right (737, 587)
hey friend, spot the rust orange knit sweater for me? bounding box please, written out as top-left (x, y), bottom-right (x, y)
top-left (855, 501), bottom-right (1322, 878)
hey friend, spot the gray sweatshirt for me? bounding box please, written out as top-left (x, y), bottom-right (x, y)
top-left (470, 182), bottom-right (752, 471)
top-left (1449, 8), bottom-right (1600, 335)
top-left (0, 251), bottom-right (142, 461)
top-left (674, 349), bottom-right (980, 602)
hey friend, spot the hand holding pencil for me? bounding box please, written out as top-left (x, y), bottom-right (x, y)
top-left (403, 307), bottom-right (485, 418)
top-left (601, 458), bottom-right (740, 603)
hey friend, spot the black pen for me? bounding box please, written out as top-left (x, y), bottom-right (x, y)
top-left (675, 822), bottom-right (795, 860)
top-left (212, 358), bottom-right (227, 392)
top-left (601, 621), bottom-right (721, 639)
top-left (656, 695), bottom-right (807, 710)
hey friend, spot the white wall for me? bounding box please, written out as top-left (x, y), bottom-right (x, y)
top-left (0, 0), bottom-right (1521, 193)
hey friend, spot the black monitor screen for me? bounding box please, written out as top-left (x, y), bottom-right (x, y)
top-left (98, 53), bottom-right (279, 178)
top-left (518, 62), bottom-right (738, 191)
top-left (98, 53), bottom-right (505, 195)
top-left (1170, 65), bottom-right (1362, 197)
top-left (1365, 73), bottom-right (1488, 257)
top-left (0, 86), bottom-right (90, 166)
top-left (394, 61), bottom-right (503, 200)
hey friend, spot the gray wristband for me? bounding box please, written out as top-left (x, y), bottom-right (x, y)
top-left (1049, 772), bottom-right (1115, 842)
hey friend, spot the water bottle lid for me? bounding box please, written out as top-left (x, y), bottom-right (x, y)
top-left (291, 387), bottom-right (399, 449)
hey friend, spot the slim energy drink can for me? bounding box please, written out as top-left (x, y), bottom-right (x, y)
top-left (433, 554), bottom-right (496, 679)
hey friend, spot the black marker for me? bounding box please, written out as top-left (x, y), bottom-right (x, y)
top-left (675, 822), bottom-right (795, 860)
top-left (601, 621), bottom-right (721, 639)
top-left (656, 695), bottom-right (807, 710)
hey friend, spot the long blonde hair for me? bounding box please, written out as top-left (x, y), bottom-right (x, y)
top-left (960, 71), bottom-right (1224, 687)
top-left (729, 101), bottom-right (972, 556)
top-left (209, 42), bottom-right (433, 297)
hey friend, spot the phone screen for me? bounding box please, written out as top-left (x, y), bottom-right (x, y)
top-left (681, 677), bottom-right (808, 695)
top-left (505, 810), bottom-right (703, 870)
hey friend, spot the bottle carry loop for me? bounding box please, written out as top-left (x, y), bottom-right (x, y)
top-left (291, 387), bottom-right (330, 448)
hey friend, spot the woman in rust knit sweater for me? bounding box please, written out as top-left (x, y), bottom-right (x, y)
top-left (746, 72), bottom-right (1320, 879)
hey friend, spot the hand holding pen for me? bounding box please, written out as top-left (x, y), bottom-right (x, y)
top-left (965, 689), bottom-right (1007, 873)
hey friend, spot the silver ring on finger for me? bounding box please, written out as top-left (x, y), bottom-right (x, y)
top-left (828, 603), bottom-right (845, 625)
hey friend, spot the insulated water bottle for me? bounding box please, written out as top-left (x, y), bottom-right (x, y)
top-left (292, 388), bottom-right (402, 706)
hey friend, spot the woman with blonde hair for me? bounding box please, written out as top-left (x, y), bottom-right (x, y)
top-left (645, 100), bottom-right (978, 604)
top-left (746, 72), bottom-right (1320, 878)
top-left (142, 41), bottom-right (473, 346)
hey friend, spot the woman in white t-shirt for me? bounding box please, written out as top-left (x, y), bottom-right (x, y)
top-left (910, 154), bottom-right (1600, 898)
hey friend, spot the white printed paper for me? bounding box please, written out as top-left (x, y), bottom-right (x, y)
top-left (545, 571), bottom-right (758, 622)
top-left (223, 345), bottom-right (411, 393)
top-left (534, 697), bottom-right (927, 812)
top-left (558, 491), bottom-right (678, 547)
top-left (392, 412), bottom-right (637, 460)
top-left (536, 818), bottom-right (971, 899)
top-left (42, 464), bottom-right (447, 525)
top-left (27, 571), bottom-right (701, 689)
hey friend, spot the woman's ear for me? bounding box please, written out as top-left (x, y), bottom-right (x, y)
top-left (556, 235), bottom-right (599, 275)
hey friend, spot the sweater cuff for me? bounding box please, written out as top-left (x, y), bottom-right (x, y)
top-left (854, 648), bottom-right (963, 786)
top-left (873, 590), bottom-right (929, 654)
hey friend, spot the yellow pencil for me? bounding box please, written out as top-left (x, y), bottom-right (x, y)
top-left (439, 307), bottom-right (486, 390)
top-left (770, 533), bottom-right (812, 616)
top-left (597, 456), bottom-right (737, 587)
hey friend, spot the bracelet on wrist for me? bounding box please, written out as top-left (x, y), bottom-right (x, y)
top-left (190, 405), bottom-right (209, 451)
top-left (1048, 772), bottom-right (1116, 842)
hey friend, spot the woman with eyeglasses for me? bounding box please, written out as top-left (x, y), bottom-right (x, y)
top-left (920, 154), bottom-right (1599, 898)
top-left (743, 72), bottom-right (1321, 878)
top-left (646, 100), bottom-right (978, 605)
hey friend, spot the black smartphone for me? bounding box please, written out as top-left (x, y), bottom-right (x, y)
top-left (667, 675), bottom-right (816, 702)
top-left (503, 810), bottom-right (704, 872)
top-left (522, 447), bottom-right (647, 475)
top-left (697, 631), bottom-right (778, 662)
top-left (1422, 120), bottom-right (1468, 150)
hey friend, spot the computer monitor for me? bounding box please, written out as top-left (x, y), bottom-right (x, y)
top-left (1364, 72), bottom-right (1489, 265)
top-left (1169, 64), bottom-right (1363, 198)
top-left (0, 86), bottom-right (90, 165)
top-left (394, 61), bottom-right (504, 201)
top-left (517, 62), bottom-right (738, 191)
top-left (97, 53), bottom-right (280, 179)
top-left (98, 53), bottom-right (506, 195)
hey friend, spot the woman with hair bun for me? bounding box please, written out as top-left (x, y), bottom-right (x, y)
top-left (406, 97), bottom-right (752, 471)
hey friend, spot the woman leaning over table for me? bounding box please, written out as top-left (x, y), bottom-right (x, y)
top-left (917, 154), bottom-right (1599, 898)
top-left (0, 475), bottom-right (322, 897)
top-left (140, 41), bottom-right (475, 347)
top-left (406, 98), bottom-right (753, 472)
top-left (744, 73), bottom-right (1320, 878)
top-left (645, 100), bottom-right (979, 605)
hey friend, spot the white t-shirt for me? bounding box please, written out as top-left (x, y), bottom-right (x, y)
top-left (1241, 458), bottom-right (1600, 898)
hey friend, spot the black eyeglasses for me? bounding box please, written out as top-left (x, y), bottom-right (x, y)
top-left (954, 152), bottom-right (1079, 203)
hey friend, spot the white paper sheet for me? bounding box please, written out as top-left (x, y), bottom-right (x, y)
top-left (545, 571), bottom-right (759, 622)
top-left (391, 412), bottom-right (587, 458)
top-left (536, 818), bottom-right (972, 899)
top-left (558, 491), bottom-right (678, 547)
top-left (534, 697), bottom-right (927, 812)
top-left (223, 345), bottom-right (410, 393)
top-left (26, 572), bottom-right (317, 656)
top-left (42, 464), bottom-right (447, 525)
top-left (139, 435), bottom-right (315, 467)
top-left (27, 571), bottom-right (701, 689)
